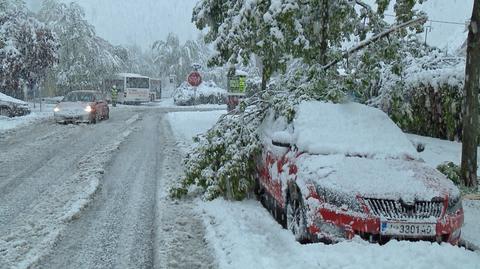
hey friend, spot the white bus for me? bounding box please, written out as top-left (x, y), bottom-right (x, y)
top-left (105, 73), bottom-right (151, 105)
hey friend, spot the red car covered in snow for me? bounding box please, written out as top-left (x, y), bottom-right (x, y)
top-left (255, 101), bottom-right (463, 244)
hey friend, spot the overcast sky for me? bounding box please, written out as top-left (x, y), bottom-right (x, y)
top-left (26, 0), bottom-right (200, 49)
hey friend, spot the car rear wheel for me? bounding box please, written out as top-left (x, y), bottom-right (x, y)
top-left (95, 112), bottom-right (102, 122)
top-left (286, 185), bottom-right (309, 243)
top-left (90, 113), bottom-right (96, 124)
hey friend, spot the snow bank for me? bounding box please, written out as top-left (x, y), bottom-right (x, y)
top-left (0, 104), bottom-right (54, 133)
top-left (407, 133), bottom-right (480, 245)
top-left (166, 110), bottom-right (225, 145)
top-left (463, 200), bottom-right (480, 248)
top-left (197, 199), bottom-right (480, 269)
top-left (291, 101), bottom-right (418, 159)
top-left (173, 81), bottom-right (227, 106)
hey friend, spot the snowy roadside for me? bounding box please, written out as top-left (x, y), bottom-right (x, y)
top-left (168, 112), bottom-right (480, 269)
top-left (0, 113), bottom-right (140, 269)
top-left (166, 109), bottom-right (226, 149)
top-left (407, 134), bottom-right (480, 248)
top-left (158, 98), bottom-right (227, 110)
top-left (196, 199), bottom-right (479, 269)
top-left (0, 104), bottom-right (54, 133)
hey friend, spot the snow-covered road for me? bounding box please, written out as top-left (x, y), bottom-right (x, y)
top-left (0, 106), bottom-right (216, 269)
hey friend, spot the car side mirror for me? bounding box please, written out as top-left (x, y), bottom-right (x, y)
top-left (272, 140), bottom-right (291, 148)
top-left (416, 143), bottom-right (425, 153)
top-left (271, 131), bottom-right (293, 148)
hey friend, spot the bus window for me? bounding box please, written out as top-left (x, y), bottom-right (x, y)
top-left (126, 77), bottom-right (149, 89)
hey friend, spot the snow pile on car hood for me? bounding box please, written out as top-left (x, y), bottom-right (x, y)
top-left (0, 92), bottom-right (27, 106)
top-left (296, 154), bottom-right (460, 203)
top-left (292, 101), bottom-right (418, 159)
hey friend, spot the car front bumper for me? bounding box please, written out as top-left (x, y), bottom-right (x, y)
top-left (54, 112), bottom-right (92, 123)
top-left (308, 207), bottom-right (464, 245)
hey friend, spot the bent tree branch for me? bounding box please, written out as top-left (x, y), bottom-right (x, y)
top-left (323, 16), bottom-right (428, 70)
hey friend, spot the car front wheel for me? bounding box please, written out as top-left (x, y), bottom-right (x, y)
top-left (286, 185), bottom-right (309, 243)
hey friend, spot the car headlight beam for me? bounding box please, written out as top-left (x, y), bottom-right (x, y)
top-left (84, 105), bottom-right (92, 113)
top-left (54, 107), bottom-right (60, 112)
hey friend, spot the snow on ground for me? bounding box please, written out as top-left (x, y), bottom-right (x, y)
top-left (157, 97), bottom-right (227, 110)
top-left (463, 200), bottom-right (480, 248)
top-left (168, 109), bottom-right (480, 269)
top-left (407, 134), bottom-right (480, 247)
top-left (166, 110), bottom-right (225, 146)
top-left (0, 104), bottom-right (54, 133)
top-left (0, 110), bottom-right (140, 269)
top-left (197, 199), bottom-right (479, 269)
top-left (407, 134), bottom-right (478, 173)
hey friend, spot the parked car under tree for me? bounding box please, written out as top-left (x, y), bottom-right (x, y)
top-left (54, 90), bottom-right (109, 124)
top-left (0, 92), bottom-right (31, 117)
top-left (255, 101), bottom-right (463, 245)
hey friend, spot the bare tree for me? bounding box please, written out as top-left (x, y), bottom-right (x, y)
top-left (460, 0), bottom-right (480, 188)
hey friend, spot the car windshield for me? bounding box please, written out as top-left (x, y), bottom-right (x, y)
top-left (63, 92), bottom-right (95, 102)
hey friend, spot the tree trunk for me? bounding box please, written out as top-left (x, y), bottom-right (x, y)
top-left (461, 0), bottom-right (480, 189)
top-left (261, 62), bottom-right (271, 92)
top-left (319, 0), bottom-right (330, 65)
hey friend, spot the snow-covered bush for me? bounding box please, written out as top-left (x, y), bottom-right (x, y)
top-left (437, 162), bottom-right (461, 186)
top-left (173, 81), bottom-right (227, 106)
top-left (370, 53), bottom-right (466, 141)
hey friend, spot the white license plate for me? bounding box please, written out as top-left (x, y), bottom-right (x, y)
top-left (380, 222), bottom-right (436, 236)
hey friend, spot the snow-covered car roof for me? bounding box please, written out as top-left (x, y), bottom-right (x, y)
top-left (290, 101), bottom-right (418, 159)
top-left (0, 92), bottom-right (28, 106)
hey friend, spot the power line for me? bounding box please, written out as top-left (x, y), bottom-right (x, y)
top-left (384, 14), bottom-right (466, 26)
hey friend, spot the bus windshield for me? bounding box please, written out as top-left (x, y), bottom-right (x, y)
top-left (126, 77), bottom-right (149, 89)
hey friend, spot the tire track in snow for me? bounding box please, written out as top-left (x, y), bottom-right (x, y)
top-left (0, 111), bottom-right (140, 269)
top-left (154, 114), bottom-right (217, 269)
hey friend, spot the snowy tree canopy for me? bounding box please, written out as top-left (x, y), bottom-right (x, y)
top-left (175, 0), bottom-right (433, 200)
top-left (0, 0), bottom-right (58, 99)
top-left (193, 0), bottom-right (427, 90)
top-left (38, 0), bottom-right (125, 95)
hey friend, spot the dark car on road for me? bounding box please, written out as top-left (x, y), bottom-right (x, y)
top-left (54, 91), bottom-right (109, 124)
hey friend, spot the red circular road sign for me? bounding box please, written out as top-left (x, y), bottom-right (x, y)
top-left (187, 71), bottom-right (202, 87)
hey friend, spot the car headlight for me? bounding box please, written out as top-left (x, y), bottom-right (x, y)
top-left (54, 107), bottom-right (60, 112)
top-left (447, 198), bottom-right (463, 214)
top-left (84, 105), bottom-right (92, 113)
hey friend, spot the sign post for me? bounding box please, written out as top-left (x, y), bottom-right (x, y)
top-left (187, 70), bottom-right (202, 107)
top-left (227, 70), bottom-right (247, 112)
